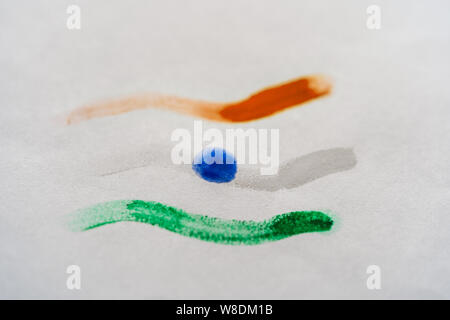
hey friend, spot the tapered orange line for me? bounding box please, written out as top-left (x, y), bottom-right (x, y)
top-left (66, 75), bottom-right (331, 125)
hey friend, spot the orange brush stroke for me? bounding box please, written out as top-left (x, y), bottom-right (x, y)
top-left (66, 75), bottom-right (331, 124)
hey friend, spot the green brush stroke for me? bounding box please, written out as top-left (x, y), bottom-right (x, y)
top-left (68, 200), bottom-right (333, 245)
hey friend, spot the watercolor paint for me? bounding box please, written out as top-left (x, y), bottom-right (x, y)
top-left (66, 75), bottom-right (331, 124)
top-left (98, 148), bottom-right (356, 191)
top-left (68, 200), bottom-right (333, 245)
top-left (192, 147), bottom-right (237, 183)
top-left (232, 148), bottom-right (357, 191)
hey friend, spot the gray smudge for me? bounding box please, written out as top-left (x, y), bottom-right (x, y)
top-left (232, 148), bottom-right (357, 191)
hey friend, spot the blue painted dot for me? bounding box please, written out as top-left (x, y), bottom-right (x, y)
top-left (192, 147), bottom-right (237, 183)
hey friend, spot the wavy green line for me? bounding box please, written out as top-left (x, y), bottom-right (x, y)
top-left (68, 200), bottom-right (333, 245)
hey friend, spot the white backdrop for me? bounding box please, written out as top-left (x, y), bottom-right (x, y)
top-left (0, 0), bottom-right (449, 299)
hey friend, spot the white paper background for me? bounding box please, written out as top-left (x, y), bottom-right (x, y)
top-left (0, 0), bottom-right (449, 299)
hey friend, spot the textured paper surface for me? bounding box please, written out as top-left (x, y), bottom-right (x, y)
top-left (1, 0), bottom-right (449, 299)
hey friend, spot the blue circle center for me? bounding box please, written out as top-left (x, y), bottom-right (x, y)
top-left (192, 147), bottom-right (237, 183)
